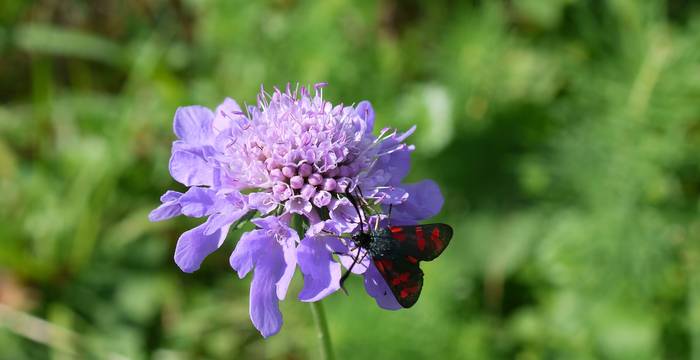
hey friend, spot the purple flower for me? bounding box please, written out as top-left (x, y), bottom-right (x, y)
top-left (150, 83), bottom-right (444, 336)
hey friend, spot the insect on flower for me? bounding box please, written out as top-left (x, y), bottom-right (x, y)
top-left (336, 189), bottom-right (453, 308)
top-left (150, 83), bottom-right (448, 337)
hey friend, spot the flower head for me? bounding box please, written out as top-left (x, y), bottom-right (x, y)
top-left (151, 83), bottom-right (443, 337)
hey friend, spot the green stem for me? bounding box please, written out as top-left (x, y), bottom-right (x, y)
top-left (309, 300), bottom-right (335, 360)
top-left (290, 215), bottom-right (335, 360)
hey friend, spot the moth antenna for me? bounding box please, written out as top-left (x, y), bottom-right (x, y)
top-left (345, 188), bottom-right (366, 234)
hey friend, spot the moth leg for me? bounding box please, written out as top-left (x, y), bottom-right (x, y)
top-left (332, 245), bottom-right (358, 256)
top-left (338, 247), bottom-right (369, 295)
top-left (387, 204), bottom-right (393, 227)
top-left (339, 249), bottom-right (361, 295)
top-left (320, 228), bottom-right (352, 238)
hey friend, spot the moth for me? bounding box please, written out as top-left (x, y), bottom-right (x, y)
top-left (340, 190), bottom-right (453, 308)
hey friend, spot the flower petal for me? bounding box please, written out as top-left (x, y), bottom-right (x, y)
top-left (169, 149), bottom-right (214, 186)
top-left (374, 187), bottom-right (409, 205)
top-left (285, 195), bottom-right (312, 215)
top-left (203, 191), bottom-right (249, 235)
top-left (248, 192), bottom-right (278, 215)
top-left (213, 97), bottom-right (243, 134)
top-left (161, 190), bottom-right (183, 202)
top-left (329, 198), bottom-right (361, 233)
top-left (203, 209), bottom-right (247, 235)
top-left (381, 146), bottom-right (411, 186)
top-left (174, 219), bottom-right (230, 273)
top-left (235, 216), bottom-right (298, 301)
top-left (229, 228), bottom-right (293, 337)
top-left (297, 236), bottom-right (341, 302)
top-left (148, 190), bottom-right (183, 221)
top-left (250, 216), bottom-right (279, 230)
top-left (229, 229), bottom-right (268, 278)
top-left (179, 187), bottom-right (216, 217)
top-left (249, 246), bottom-right (287, 338)
top-left (277, 241), bottom-right (297, 301)
top-left (388, 180), bottom-right (444, 224)
top-left (173, 105), bottom-right (214, 145)
top-left (360, 143), bottom-right (412, 191)
top-left (356, 101), bottom-right (375, 134)
top-left (363, 262), bottom-right (402, 310)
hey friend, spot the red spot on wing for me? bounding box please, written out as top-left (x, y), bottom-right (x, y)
top-left (416, 226), bottom-right (426, 251)
top-left (400, 285), bottom-right (420, 299)
top-left (376, 259), bottom-right (393, 272)
top-left (430, 227), bottom-right (444, 252)
top-left (391, 272), bottom-right (410, 285)
top-left (406, 255), bottom-right (418, 264)
top-left (390, 226), bottom-right (406, 241)
top-left (376, 260), bottom-right (385, 273)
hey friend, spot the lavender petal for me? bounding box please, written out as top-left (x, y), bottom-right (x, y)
top-left (148, 190), bottom-right (183, 222)
top-left (174, 219), bottom-right (230, 273)
top-left (229, 228), bottom-right (295, 337)
top-left (179, 187), bottom-right (216, 217)
top-left (297, 236), bottom-right (341, 302)
top-left (169, 150), bottom-right (214, 186)
top-left (173, 105), bottom-right (214, 145)
top-left (388, 180), bottom-right (444, 224)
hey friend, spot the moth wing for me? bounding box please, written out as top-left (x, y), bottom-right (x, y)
top-left (387, 223), bottom-right (453, 261)
top-left (373, 257), bottom-right (424, 308)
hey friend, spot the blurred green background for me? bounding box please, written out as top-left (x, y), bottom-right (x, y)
top-left (1, 0), bottom-right (700, 359)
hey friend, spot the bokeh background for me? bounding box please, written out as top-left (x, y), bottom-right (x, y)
top-left (2, 0), bottom-right (700, 359)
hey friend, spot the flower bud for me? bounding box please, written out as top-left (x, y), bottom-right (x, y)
top-left (290, 175), bottom-right (304, 189)
top-left (298, 163), bottom-right (313, 177)
top-left (282, 165), bottom-right (296, 178)
top-left (322, 178), bottom-right (337, 192)
top-left (313, 190), bottom-right (332, 207)
top-left (308, 173), bottom-right (323, 186)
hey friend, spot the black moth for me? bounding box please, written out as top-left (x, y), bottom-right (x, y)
top-left (338, 189), bottom-right (453, 308)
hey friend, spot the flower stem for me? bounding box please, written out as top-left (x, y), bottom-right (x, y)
top-left (309, 300), bottom-right (335, 360)
top-left (290, 215), bottom-right (335, 360)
